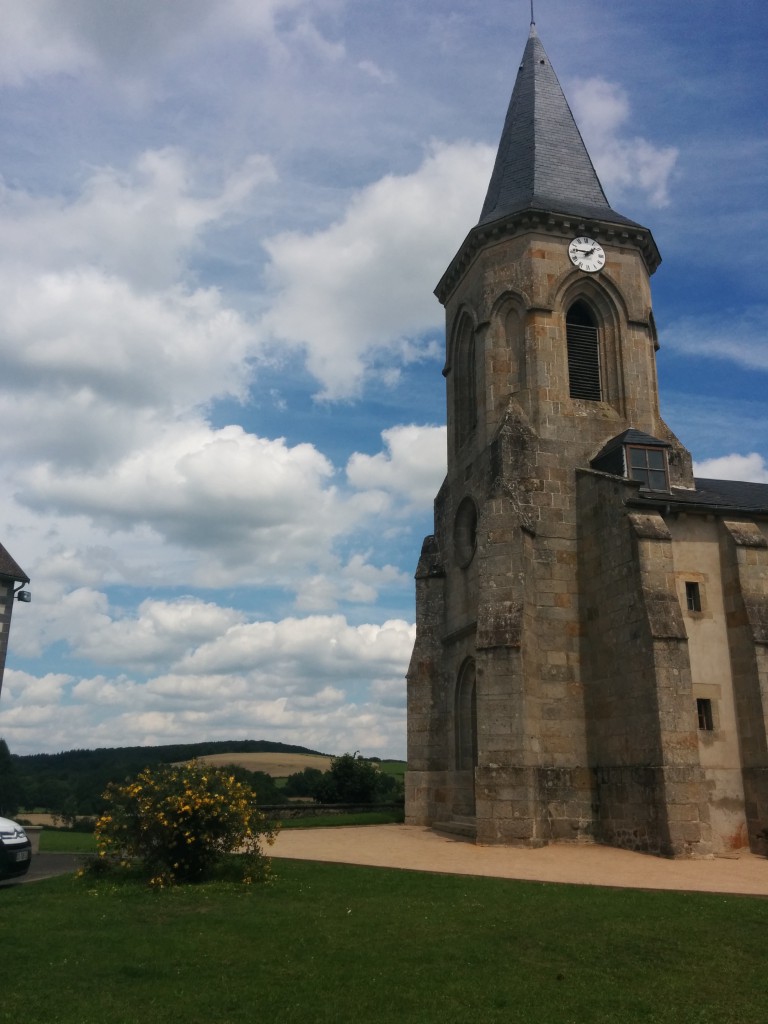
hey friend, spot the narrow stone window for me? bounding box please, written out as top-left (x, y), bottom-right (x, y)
top-left (685, 581), bottom-right (702, 613)
top-left (454, 496), bottom-right (478, 568)
top-left (455, 659), bottom-right (478, 771)
top-left (626, 445), bottom-right (669, 491)
top-left (454, 315), bottom-right (477, 449)
top-left (566, 300), bottom-right (601, 401)
top-left (696, 698), bottom-right (714, 731)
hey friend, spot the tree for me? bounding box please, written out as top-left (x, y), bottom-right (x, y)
top-left (316, 752), bottom-right (398, 805)
top-left (0, 739), bottom-right (23, 817)
top-left (223, 765), bottom-right (283, 805)
top-left (283, 767), bottom-right (325, 798)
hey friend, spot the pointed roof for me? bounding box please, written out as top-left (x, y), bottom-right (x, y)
top-left (0, 542), bottom-right (28, 584)
top-left (478, 24), bottom-right (638, 228)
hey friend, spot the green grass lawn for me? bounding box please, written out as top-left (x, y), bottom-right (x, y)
top-left (39, 830), bottom-right (97, 853)
top-left (278, 809), bottom-right (403, 828)
top-left (2, 857), bottom-right (766, 1024)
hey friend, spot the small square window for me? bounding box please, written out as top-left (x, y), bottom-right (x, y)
top-left (696, 698), bottom-right (714, 731)
top-left (685, 582), bottom-right (702, 612)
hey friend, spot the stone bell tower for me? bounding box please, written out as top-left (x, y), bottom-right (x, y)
top-left (405, 21), bottom-right (724, 856)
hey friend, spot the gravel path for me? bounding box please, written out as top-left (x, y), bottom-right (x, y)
top-left (271, 824), bottom-right (768, 896)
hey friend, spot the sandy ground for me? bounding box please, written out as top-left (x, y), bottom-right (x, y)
top-left (270, 824), bottom-right (768, 897)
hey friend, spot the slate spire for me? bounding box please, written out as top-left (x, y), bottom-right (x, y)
top-left (479, 24), bottom-right (637, 227)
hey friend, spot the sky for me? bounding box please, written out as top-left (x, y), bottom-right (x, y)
top-left (0, 0), bottom-right (766, 759)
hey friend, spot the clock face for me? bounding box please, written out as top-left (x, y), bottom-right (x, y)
top-left (568, 236), bottom-right (605, 273)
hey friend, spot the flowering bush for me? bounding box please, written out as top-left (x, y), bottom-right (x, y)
top-left (94, 762), bottom-right (278, 886)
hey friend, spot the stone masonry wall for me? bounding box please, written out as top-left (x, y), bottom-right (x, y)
top-left (577, 469), bottom-right (712, 856)
top-left (0, 579), bottom-right (16, 700)
top-left (719, 520), bottom-right (768, 853)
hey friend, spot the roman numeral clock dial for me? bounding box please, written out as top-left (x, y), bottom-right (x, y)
top-left (568, 236), bottom-right (605, 273)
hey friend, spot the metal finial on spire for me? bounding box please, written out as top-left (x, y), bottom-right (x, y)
top-left (530, 0), bottom-right (535, 25)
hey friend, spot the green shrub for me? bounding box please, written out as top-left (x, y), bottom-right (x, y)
top-left (94, 762), bottom-right (277, 887)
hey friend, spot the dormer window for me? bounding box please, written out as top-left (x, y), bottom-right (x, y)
top-left (627, 445), bottom-right (669, 491)
top-left (590, 429), bottom-right (672, 492)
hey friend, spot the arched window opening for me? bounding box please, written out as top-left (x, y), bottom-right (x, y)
top-left (453, 496), bottom-right (478, 569)
top-left (453, 315), bottom-right (477, 448)
top-left (566, 300), bottom-right (601, 401)
top-left (455, 659), bottom-right (478, 772)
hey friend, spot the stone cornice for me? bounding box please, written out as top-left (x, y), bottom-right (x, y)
top-left (434, 209), bottom-right (661, 307)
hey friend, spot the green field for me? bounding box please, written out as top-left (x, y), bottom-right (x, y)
top-left (3, 856), bottom-right (767, 1023)
top-left (376, 759), bottom-right (407, 778)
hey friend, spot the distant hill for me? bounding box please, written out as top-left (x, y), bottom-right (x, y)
top-left (14, 738), bottom-right (328, 771)
top-left (11, 739), bottom-right (330, 817)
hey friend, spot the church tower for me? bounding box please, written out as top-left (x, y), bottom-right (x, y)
top-left (406, 22), bottom-right (768, 857)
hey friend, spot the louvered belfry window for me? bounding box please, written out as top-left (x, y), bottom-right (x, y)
top-left (566, 301), bottom-right (601, 401)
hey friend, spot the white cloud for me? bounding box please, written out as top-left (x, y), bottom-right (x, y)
top-left (9, 586), bottom-right (112, 660)
top-left (0, 414), bottom-right (431, 626)
top-left (21, 423), bottom-right (332, 533)
top-left (176, 614), bottom-right (414, 683)
top-left (357, 60), bottom-right (396, 85)
top-left (0, 142), bottom-right (436, 608)
top-left (570, 77), bottom-right (678, 207)
top-left (261, 141), bottom-right (494, 398)
top-left (346, 424), bottom-right (446, 510)
top-left (664, 308), bottom-right (768, 373)
top-left (0, 149), bottom-right (275, 290)
top-left (693, 453), bottom-right (768, 484)
top-left (287, 16), bottom-right (346, 62)
top-left (13, 421), bottom-right (354, 589)
top-left (294, 556), bottom-right (406, 611)
top-left (0, 614), bottom-right (413, 757)
top-left (0, 273), bottom-right (255, 438)
top-left (0, 0), bottom-right (339, 83)
top-left (0, 148), bottom-right (276, 480)
top-left (0, 2), bottom-right (94, 84)
top-left (0, 669), bottom-right (73, 704)
top-left (75, 598), bottom-right (246, 668)
top-left (71, 675), bottom-right (138, 706)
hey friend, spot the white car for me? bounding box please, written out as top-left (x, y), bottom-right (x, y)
top-left (0, 816), bottom-right (32, 880)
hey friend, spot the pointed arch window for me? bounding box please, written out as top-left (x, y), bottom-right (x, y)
top-left (455, 658), bottom-right (478, 772)
top-left (453, 315), bottom-right (477, 449)
top-left (566, 300), bottom-right (601, 401)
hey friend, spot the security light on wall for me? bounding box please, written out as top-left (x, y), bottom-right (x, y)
top-left (15, 589), bottom-right (31, 603)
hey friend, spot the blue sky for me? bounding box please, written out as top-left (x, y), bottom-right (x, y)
top-left (0, 0), bottom-right (766, 758)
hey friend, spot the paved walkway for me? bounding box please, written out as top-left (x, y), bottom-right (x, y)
top-left (0, 853), bottom-right (83, 888)
top-left (271, 824), bottom-right (768, 897)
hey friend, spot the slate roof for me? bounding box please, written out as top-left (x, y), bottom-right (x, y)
top-left (0, 542), bottom-right (29, 583)
top-left (592, 429), bottom-right (672, 464)
top-left (478, 24), bottom-right (640, 229)
top-left (634, 478), bottom-right (768, 516)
